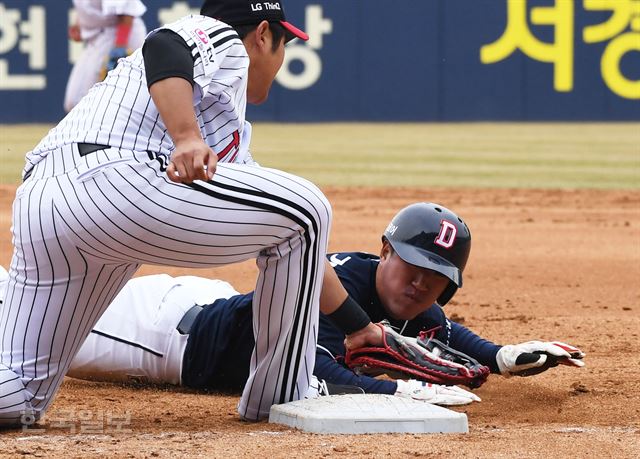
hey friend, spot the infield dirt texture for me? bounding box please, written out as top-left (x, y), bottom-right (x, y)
top-left (1, 124), bottom-right (639, 458)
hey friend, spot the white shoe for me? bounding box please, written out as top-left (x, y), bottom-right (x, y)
top-left (0, 266), bottom-right (8, 305)
top-left (305, 375), bottom-right (322, 399)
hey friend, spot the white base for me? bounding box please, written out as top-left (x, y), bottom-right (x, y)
top-left (268, 394), bottom-right (468, 434)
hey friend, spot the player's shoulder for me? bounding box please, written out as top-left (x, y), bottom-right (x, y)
top-left (160, 14), bottom-right (240, 42)
top-left (327, 251), bottom-right (379, 268)
top-left (162, 14), bottom-right (215, 29)
top-left (327, 252), bottom-right (379, 288)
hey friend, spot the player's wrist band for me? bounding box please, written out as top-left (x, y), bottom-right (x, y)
top-left (326, 296), bottom-right (371, 335)
top-left (115, 22), bottom-right (133, 48)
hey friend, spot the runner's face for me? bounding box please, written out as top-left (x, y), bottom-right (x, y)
top-left (376, 242), bottom-right (450, 320)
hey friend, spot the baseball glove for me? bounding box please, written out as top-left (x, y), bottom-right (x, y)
top-left (345, 322), bottom-right (490, 388)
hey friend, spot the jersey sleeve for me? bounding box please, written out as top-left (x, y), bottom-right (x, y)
top-left (328, 252), bottom-right (376, 307)
top-left (314, 349), bottom-right (397, 394)
top-left (158, 16), bottom-right (247, 99)
top-left (413, 305), bottom-right (501, 372)
top-left (448, 321), bottom-right (502, 373)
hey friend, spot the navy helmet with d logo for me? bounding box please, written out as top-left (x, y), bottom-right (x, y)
top-left (383, 202), bottom-right (471, 306)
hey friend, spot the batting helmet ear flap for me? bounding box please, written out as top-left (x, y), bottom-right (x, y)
top-left (436, 283), bottom-right (458, 307)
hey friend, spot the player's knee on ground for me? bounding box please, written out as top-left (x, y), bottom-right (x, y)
top-left (0, 364), bottom-right (37, 428)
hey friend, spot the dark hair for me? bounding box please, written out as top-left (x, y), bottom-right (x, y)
top-left (381, 236), bottom-right (396, 256)
top-left (234, 22), bottom-right (287, 52)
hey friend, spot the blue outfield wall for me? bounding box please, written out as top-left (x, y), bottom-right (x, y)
top-left (0, 0), bottom-right (638, 123)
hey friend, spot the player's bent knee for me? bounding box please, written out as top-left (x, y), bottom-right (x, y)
top-left (0, 364), bottom-right (38, 429)
top-left (304, 185), bottom-right (333, 232)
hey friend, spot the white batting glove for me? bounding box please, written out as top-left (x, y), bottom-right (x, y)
top-left (395, 379), bottom-right (481, 406)
top-left (496, 341), bottom-right (586, 377)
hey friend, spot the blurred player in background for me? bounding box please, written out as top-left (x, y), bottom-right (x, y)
top-left (65, 0), bottom-right (147, 112)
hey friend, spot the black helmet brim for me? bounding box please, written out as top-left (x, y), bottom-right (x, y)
top-left (391, 240), bottom-right (463, 287)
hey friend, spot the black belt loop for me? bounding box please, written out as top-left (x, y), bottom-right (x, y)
top-left (176, 305), bottom-right (204, 335)
top-left (23, 143), bottom-right (110, 182)
top-left (77, 142), bottom-right (110, 157)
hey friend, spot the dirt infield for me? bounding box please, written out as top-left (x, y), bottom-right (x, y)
top-left (1, 184), bottom-right (639, 458)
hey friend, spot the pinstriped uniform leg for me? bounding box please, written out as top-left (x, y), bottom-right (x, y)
top-left (0, 363), bottom-right (36, 427)
top-left (0, 170), bottom-right (139, 426)
top-left (80, 161), bottom-right (332, 420)
top-left (236, 169), bottom-right (331, 419)
top-left (1, 148), bottom-right (331, 425)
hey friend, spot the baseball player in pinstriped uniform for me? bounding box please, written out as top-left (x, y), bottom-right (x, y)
top-left (65, 0), bottom-right (148, 112)
top-left (0, 0), bottom-right (381, 427)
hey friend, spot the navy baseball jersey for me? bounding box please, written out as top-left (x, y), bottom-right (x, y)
top-left (181, 252), bottom-right (501, 393)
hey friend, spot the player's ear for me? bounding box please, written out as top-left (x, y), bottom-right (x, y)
top-left (380, 240), bottom-right (392, 261)
top-left (254, 20), bottom-right (271, 50)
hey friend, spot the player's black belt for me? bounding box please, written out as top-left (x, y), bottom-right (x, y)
top-left (77, 142), bottom-right (110, 156)
top-left (176, 305), bottom-right (204, 335)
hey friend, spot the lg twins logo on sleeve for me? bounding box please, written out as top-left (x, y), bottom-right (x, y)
top-left (189, 26), bottom-right (215, 69)
top-left (434, 220), bottom-right (457, 248)
top-left (195, 28), bottom-right (209, 44)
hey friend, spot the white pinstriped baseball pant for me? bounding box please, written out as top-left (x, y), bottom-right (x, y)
top-left (0, 144), bottom-right (331, 425)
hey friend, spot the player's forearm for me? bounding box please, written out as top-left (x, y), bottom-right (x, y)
top-left (320, 260), bottom-right (374, 340)
top-left (149, 78), bottom-right (202, 144)
top-left (449, 321), bottom-right (501, 373)
top-left (319, 259), bottom-right (348, 315)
